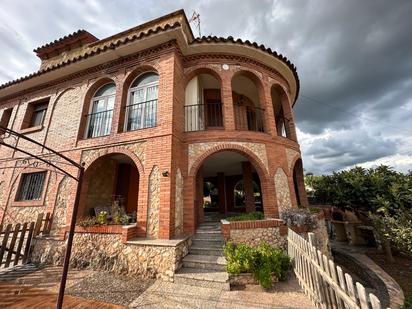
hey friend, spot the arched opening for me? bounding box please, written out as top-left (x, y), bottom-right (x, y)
top-left (292, 158), bottom-right (307, 206)
top-left (79, 153), bottom-right (139, 221)
top-left (85, 83), bottom-right (116, 138)
top-left (232, 72), bottom-right (265, 132)
top-left (124, 72), bottom-right (159, 132)
top-left (233, 179), bottom-right (262, 209)
top-left (195, 150), bottom-right (263, 221)
top-left (184, 72), bottom-right (223, 131)
top-left (271, 85), bottom-right (293, 139)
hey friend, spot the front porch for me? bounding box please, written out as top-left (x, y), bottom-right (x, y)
top-left (194, 150), bottom-right (265, 224)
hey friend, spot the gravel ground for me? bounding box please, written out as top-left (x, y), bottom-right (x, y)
top-left (66, 271), bottom-right (155, 306)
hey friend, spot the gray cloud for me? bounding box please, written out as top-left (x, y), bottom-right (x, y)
top-left (0, 0), bottom-right (411, 174)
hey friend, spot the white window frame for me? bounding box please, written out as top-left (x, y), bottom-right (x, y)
top-left (125, 77), bottom-right (159, 132)
top-left (84, 83), bottom-right (116, 139)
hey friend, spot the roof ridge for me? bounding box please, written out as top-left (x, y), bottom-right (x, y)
top-left (33, 29), bottom-right (98, 53)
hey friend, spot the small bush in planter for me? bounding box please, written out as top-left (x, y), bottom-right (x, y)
top-left (226, 212), bottom-right (264, 222)
top-left (223, 242), bottom-right (291, 288)
top-left (280, 208), bottom-right (318, 230)
top-left (96, 211), bottom-right (108, 225)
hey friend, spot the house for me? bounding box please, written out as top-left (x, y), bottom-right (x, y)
top-left (0, 10), bottom-right (307, 279)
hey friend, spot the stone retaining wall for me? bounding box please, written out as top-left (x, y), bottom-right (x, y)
top-left (31, 234), bottom-right (191, 281)
top-left (221, 215), bottom-right (330, 255)
top-left (222, 219), bottom-right (288, 249)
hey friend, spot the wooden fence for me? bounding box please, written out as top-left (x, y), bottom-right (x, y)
top-left (288, 228), bottom-right (387, 309)
top-left (0, 212), bottom-right (52, 269)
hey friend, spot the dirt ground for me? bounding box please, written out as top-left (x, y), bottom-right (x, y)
top-left (366, 248), bottom-right (412, 307)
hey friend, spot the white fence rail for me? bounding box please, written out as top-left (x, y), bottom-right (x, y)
top-left (287, 228), bottom-right (387, 309)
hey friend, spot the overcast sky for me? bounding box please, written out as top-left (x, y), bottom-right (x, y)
top-left (1, 0), bottom-right (411, 174)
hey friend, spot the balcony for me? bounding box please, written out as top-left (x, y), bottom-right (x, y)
top-left (125, 99), bottom-right (157, 131)
top-left (86, 109), bottom-right (113, 138)
top-left (185, 102), bottom-right (223, 132)
top-left (234, 105), bottom-right (265, 132)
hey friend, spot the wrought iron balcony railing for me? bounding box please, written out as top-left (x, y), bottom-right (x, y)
top-left (86, 109), bottom-right (113, 138)
top-left (185, 102), bottom-right (223, 132)
top-left (125, 99), bottom-right (157, 131)
top-left (234, 105), bottom-right (265, 132)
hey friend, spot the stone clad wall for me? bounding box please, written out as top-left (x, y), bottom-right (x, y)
top-left (147, 166), bottom-right (161, 239)
top-left (174, 168), bottom-right (184, 236)
top-left (31, 234), bottom-right (191, 281)
top-left (274, 168), bottom-right (292, 212)
top-left (230, 227), bottom-right (287, 249)
top-left (222, 216), bottom-right (330, 255)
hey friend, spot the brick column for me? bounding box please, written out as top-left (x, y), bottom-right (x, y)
top-left (217, 172), bottom-right (226, 214)
top-left (242, 161), bottom-right (255, 213)
top-left (221, 73), bottom-right (235, 131)
top-left (196, 168), bottom-right (204, 224)
top-left (283, 96), bottom-right (298, 142)
top-left (262, 77), bottom-right (277, 136)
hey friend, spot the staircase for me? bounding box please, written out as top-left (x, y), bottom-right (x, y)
top-left (174, 213), bottom-right (230, 290)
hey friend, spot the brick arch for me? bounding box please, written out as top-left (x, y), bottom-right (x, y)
top-left (78, 77), bottom-right (118, 140)
top-left (270, 82), bottom-right (297, 141)
top-left (79, 149), bottom-right (143, 218)
top-left (231, 69), bottom-right (266, 107)
top-left (187, 143), bottom-right (274, 220)
top-left (119, 65), bottom-right (160, 132)
top-left (123, 65), bottom-right (159, 91)
top-left (291, 157), bottom-right (308, 206)
top-left (82, 147), bottom-right (144, 177)
top-left (183, 66), bottom-right (223, 89)
top-left (189, 143), bottom-right (269, 180)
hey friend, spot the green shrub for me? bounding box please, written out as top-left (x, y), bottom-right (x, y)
top-left (96, 211), bottom-right (108, 225)
top-left (223, 242), bottom-right (291, 288)
top-left (226, 212), bottom-right (264, 222)
top-left (402, 292), bottom-right (412, 309)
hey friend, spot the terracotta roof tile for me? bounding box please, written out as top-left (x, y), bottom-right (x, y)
top-left (1, 18), bottom-right (299, 103)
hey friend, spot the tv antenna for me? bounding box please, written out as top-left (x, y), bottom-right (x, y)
top-left (189, 11), bottom-right (201, 37)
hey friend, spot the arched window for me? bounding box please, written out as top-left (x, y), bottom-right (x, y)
top-left (86, 83), bottom-right (116, 138)
top-left (126, 72), bottom-right (159, 131)
top-left (233, 179), bottom-right (262, 208)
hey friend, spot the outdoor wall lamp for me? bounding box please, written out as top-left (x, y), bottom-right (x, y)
top-left (162, 170), bottom-right (169, 177)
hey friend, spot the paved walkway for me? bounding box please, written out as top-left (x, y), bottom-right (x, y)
top-left (131, 276), bottom-right (315, 309)
top-left (0, 265), bottom-right (314, 309)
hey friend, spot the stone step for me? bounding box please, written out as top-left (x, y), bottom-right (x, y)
top-left (193, 234), bottom-right (223, 241)
top-left (182, 254), bottom-right (226, 271)
top-left (198, 223), bottom-right (221, 228)
top-left (190, 246), bottom-right (223, 256)
top-left (195, 229), bottom-right (221, 234)
top-left (174, 268), bottom-right (230, 290)
top-left (191, 240), bottom-right (224, 249)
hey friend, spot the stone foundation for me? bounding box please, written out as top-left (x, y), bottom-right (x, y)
top-left (31, 233), bottom-right (191, 281)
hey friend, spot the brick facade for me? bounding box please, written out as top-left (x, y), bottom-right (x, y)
top-left (0, 10), bottom-right (307, 241)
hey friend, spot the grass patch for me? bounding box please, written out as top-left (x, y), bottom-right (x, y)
top-left (226, 212), bottom-right (264, 222)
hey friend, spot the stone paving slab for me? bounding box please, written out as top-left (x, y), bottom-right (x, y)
top-left (131, 275), bottom-right (315, 309)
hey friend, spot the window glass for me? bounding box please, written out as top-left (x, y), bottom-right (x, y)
top-left (131, 73), bottom-right (159, 88)
top-left (30, 107), bottom-right (47, 127)
top-left (16, 172), bottom-right (46, 201)
top-left (126, 73), bottom-right (159, 131)
top-left (86, 83), bottom-right (116, 138)
top-left (94, 83), bottom-right (116, 97)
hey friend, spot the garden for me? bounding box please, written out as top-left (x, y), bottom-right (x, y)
top-left (306, 165), bottom-right (412, 307)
